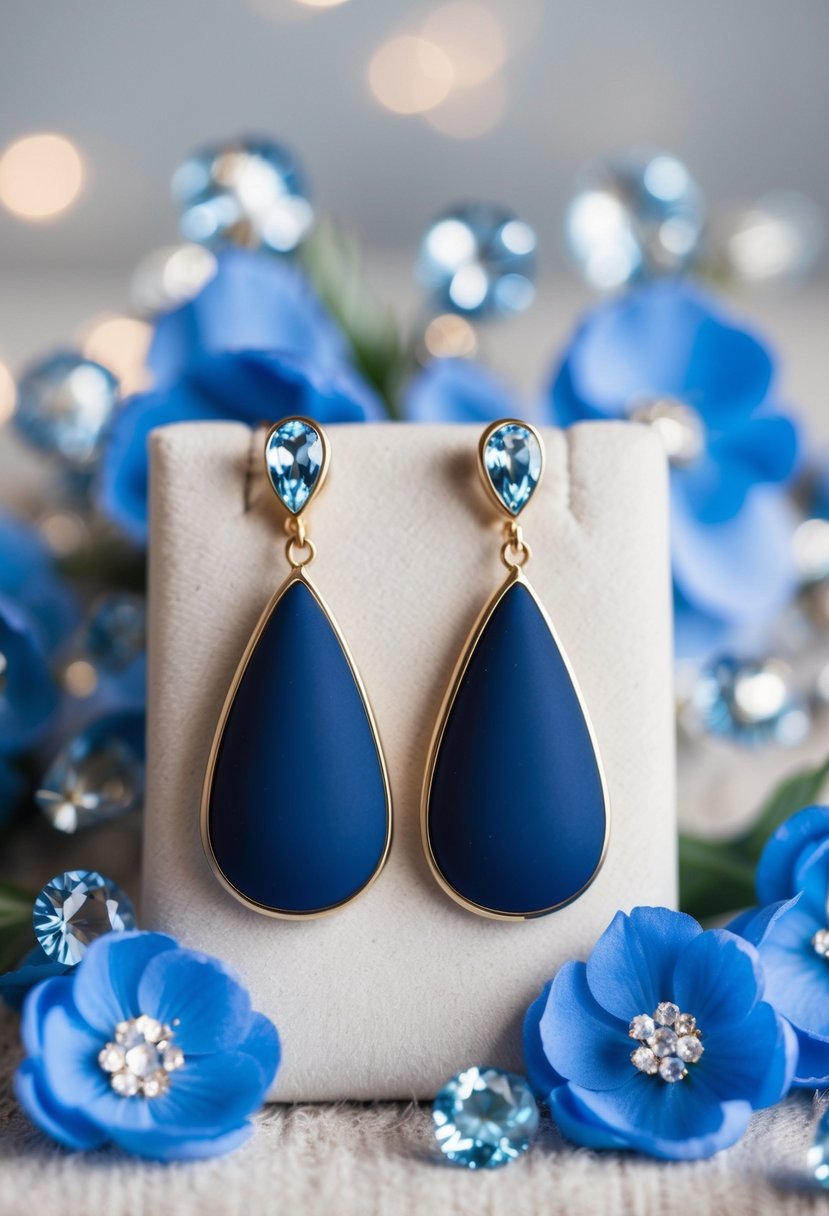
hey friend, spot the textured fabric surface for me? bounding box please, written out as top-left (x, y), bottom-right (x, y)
top-left (144, 420), bottom-right (676, 1101)
top-left (0, 1006), bottom-right (825, 1216)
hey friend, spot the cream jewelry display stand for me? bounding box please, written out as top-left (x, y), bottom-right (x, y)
top-left (143, 420), bottom-right (676, 1102)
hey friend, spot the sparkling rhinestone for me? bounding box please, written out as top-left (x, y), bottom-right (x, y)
top-left (83, 594), bottom-right (146, 674)
top-left (141, 1071), bottom-right (170, 1099)
top-left (648, 1027), bottom-right (678, 1058)
top-left (125, 1042), bottom-right (162, 1078)
top-left (654, 1002), bottom-right (680, 1026)
top-left (134, 1015), bottom-right (164, 1043)
top-left (629, 398), bottom-right (705, 467)
top-left (111, 1071), bottom-right (140, 1097)
top-left (628, 1014), bottom-right (655, 1041)
top-left (674, 1013), bottom-right (697, 1036)
top-left (98, 1044), bottom-right (126, 1073)
top-left (690, 656), bottom-right (811, 748)
top-left (677, 1035), bottom-right (704, 1064)
top-left (417, 204), bottom-right (537, 318)
top-left (482, 423), bottom-right (542, 517)
top-left (265, 419), bottom-right (324, 515)
top-left (14, 352), bottom-right (119, 470)
top-left (432, 1066), bottom-right (539, 1169)
top-left (631, 1046), bottom-right (658, 1075)
top-left (659, 1057), bottom-right (687, 1084)
top-left (163, 1045), bottom-right (185, 1072)
top-left (173, 138), bottom-right (313, 254)
top-left (813, 929), bottom-right (829, 958)
top-left (32, 870), bottom-right (136, 965)
top-left (36, 711), bottom-right (145, 834)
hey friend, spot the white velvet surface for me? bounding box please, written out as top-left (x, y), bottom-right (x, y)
top-left (143, 420), bottom-right (676, 1102)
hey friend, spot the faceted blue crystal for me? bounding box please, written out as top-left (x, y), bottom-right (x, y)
top-left (173, 137), bottom-right (313, 254)
top-left (690, 655), bottom-right (810, 748)
top-left (265, 419), bottom-right (324, 515)
top-left (483, 423), bottom-right (542, 516)
top-left (33, 870), bottom-right (136, 965)
top-left (417, 203), bottom-right (537, 318)
top-left (14, 352), bottom-right (119, 470)
top-left (432, 1067), bottom-right (539, 1170)
top-left (36, 710), bottom-right (145, 834)
top-left (83, 593), bottom-right (146, 674)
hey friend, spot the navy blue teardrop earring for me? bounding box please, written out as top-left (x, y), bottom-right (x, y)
top-left (201, 417), bottom-right (392, 918)
top-left (422, 420), bottom-right (609, 920)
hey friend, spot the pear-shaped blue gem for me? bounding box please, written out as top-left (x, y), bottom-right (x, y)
top-left (432, 1066), bottom-right (539, 1169)
top-left (483, 423), bottom-right (542, 515)
top-left (427, 581), bottom-right (606, 917)
top-left (265, 420), bottom-right (324, 514)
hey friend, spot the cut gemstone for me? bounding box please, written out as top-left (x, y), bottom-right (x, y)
top-left (100, 1014), bottom-right (184, 1099)
top-left (674, 1013), bottom-right (697, 1035)
top-left (432, 1066), bottom-right (539, 1169)
top-left (813, 928), bottom-right (829, 958)
top-left (36, 710), bottom-right (145, 834)
top-left (677, 1035), bottom-right (704, 1064)
top-left (631, 1046), bottom-right (658, 1075)
top-left (659, 1057), bottom-right (687, 1084)
top-left (33, 870), bottom-right (136, 965)
top-left (654, 1001), bottom-right (680, 1026)
top-left (83, 593), bottom-right (146, 674)
top-left (482, 423), bottom-right (542, 516)
top-left (648, 1027), bottom-right (678, 1058)
top-left (629, 1014), bottom-right (655, 1041)
top-left (265, 419), bottom-right (324, 515)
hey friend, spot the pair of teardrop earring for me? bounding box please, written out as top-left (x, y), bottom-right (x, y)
top-left (201, 417), bottom-right (609, 923)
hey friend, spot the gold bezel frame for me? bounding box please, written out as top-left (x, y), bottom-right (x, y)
top-left (263, 415), bottom-right (331, 516)
top-left (200, 567), bottom-right (393, 920)
top-left (477, 418), bottom-right (546, 520)
top-left (420, 564), bottom-right (611, 921)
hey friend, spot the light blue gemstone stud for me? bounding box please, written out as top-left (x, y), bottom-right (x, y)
top-left (481, 420), bottom-right (543, 517)
top-left (264, 417), bottom-right (328, 516)
top-left (432, 1066), bottom-right (539, 1169)
top-left (33, 870), bottom-right (136, 965)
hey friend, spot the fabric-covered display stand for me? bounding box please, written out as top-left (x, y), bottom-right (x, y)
top-left (143, 420), bottom-right (676, 1102)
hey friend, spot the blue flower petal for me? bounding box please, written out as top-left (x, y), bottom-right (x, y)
top-left (137, 948), bottom-right (252, 1055)
top-left (40, 1002), bottom-right (116, 1113)
top-left (692, 1000), bottom-right (794, 1107)
top-left (15, 1060), bottom-right (107, 1151)
top-left (148, 248), bottom-right (347, 387)
top-left (108, 1120), bottom-right (253, 1163)
top-left (756, 805), bottom-right (829, 904)
top-left (0, 511), bottom-right (79, 653)
top-left (20, 976), bottom-right (75, 1054)
top-left (672, 929), bottom-right (763, 1027)
top-left (793, 842), bottom-right (829, 923)
top-left (523, 982), bottom-right (564, 1101)
top-left (540, 961), bottom-right (632, 1091)
top-left (670, 483), bottom-right (797, 625)
top-left (710, 411), bottom-right (801, 493)
top-left (585, 907), bottom-right (702, 1020)
top-left (238, 1011), bottom-right (281, 1090)
top-left (548, 1083), bottom-right (630, 1150)
top-left (789, 1023), bottom-right (829, 1087)
top-left (733, 898), bottom-right (795, 949)
top-left (145, 1050), bottom-right (267, 1132)
top-left (0, 596), bottom-right (59, 754)
top-left (752, 898), bottom-right (829, 1037)
top-left (72, 931), bottom-right (178, 1034)
top-left (403, 358), bottom-right (516, 423)
top-left (672, 585), bottom-right (733, 663)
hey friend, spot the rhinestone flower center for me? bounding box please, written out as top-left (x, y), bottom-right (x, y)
top-left (629, 1001), bottom-right (704, 1083)
top-left (629, 397), bottom-right (705, 467)
top-left (812, 929), bottom-right (829, 958)
top-left (98, 1014), bottom-right (184, 1098)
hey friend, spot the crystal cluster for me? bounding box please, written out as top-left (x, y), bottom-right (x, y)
top-left (629, 1001), bottom-right (704, 1083)
top-left (98, 1015), bottom-right (185, 1098)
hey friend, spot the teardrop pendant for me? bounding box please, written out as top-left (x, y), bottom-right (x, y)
top-left (201, 419), bottom-right (391, 918)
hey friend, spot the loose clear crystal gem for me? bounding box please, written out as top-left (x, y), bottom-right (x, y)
top-left (674, 1013), bottom-right (697, 1035)
top-left (659, 1057), bottom-right (687, 1084)
top-left (631, 1046), bottom-right (658, 1075)
top-left (173, 138), bottom-right (313, 254)
top-left (417, 204), bottom-right (537, 318)
top-left (629, 1014), bottom-right (655, 1041)
top-left (809, 1107), bottom-right (829, 1184)
top-left (654, 1002), bottom-right (680, 1026)
top-left (483, 423), bottom-right (542, 516)
top-left (83, 594), bottom-right (146, 674)
top-left (101, 1014), bottom-right (184, 1098)
top-left (648, 1027), bottom-right (678, 1058)
top-left (432, 1066), bottom-right (539, 1169)
top-left (14, 352), bottom-right (120, 470)
top-left (677, 1035), bottom-right (704, 1064)
top-left (36, 711), bottom-right (145, 834)
top-left (690, 656), bottom-right (811, 748)
top-left (265, 419), bottom-right (324, 515)
top-left (629, 397), bottom-right (705, 467)
top-left (813, 929), bottom-right (829, 958)
top-left (32, 870), bottom-right (136, 965)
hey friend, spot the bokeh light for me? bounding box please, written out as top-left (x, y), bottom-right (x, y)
top-left (423, 313), bottom-right (479, 359)
top-left (131, 243), bottom-right (217, 315)
top-left (62, 659), bottom-right (99, 699)
top-left (0, 361), bottom-right (16, 424)
top-left (0, 133), bottom-right (84, 221)
top-left (426, 74), bottom-right (506, 139)
top-left (420, 2), bottom-right (505, 88)
top-left (716, 191), bottom-right (825, 284)
top-left (81, 315), bottom-right (152, 396)
top-left (369, 36), bottom-right (454, 115)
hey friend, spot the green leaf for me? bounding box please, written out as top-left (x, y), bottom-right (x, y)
top-left (678, 835), bottom-right (757, 922)
top-left (0, 880), bottom-right (35, 973)
top-left (740, 751), bottom-right (829, 862)
top-left (300, 220), bottom-right (409, 416)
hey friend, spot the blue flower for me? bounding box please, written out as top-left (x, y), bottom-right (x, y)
top-left (16, 930), bottom-right (280, 1161)
top-left (0, 946), bottom-right (71, 1011)
top-left (0, 596), bottom-right (59, 755)
top-left (524, 906), bottom-right (795, 1159)
top-left (0, 511), bottom-right (78, 653)
top-left (0, 754), bottom-right (27, 829)
top-left (98, 249), bottom-right (384, 543)
top-left (547, 279), bottom-right (801, 658)
top-left (733, 805), bottom-right (829, 1087)
top-left (403, 358), bottom-right (519, 423)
